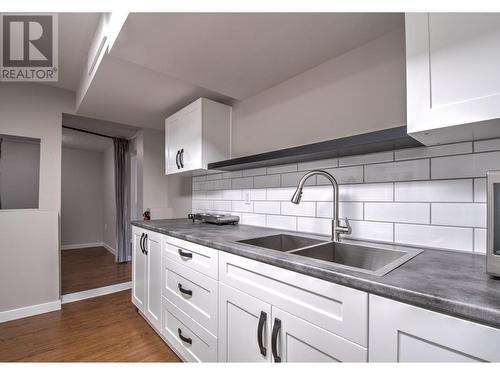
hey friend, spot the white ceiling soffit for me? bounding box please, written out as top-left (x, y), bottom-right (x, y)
top-left (76, 55), bottom-right (231, 129)
top-left (111, 13), bottom-right (404, 100)
top-left (44, 13), bottom-right (100, 92)
top-left (62, 127), bottom-right (112, 152)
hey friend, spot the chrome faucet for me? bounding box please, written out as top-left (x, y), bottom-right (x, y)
top-left (291, 170), bottom-right (349, 242)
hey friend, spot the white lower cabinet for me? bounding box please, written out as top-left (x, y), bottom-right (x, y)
top-left (132, 227), bottom-right (162, 332)
top-left (369, 294), bottom-right (500, 362)
top-left (219, 283), bottom-right (272, 362)
top-left (272, 307), bottom-right (367, 362)
top-left (132, 226), bottom-right (500, 363)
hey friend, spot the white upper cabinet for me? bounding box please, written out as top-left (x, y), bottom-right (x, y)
top-left (406, 13), bottom-right (500, 145)
top-left (165, 98), bottom-right (231, 175)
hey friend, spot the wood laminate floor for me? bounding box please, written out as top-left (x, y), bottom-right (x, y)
top-left (61, 247), bottom-right (132, 294)
top-left (0, 290), bottom-right (181, 362)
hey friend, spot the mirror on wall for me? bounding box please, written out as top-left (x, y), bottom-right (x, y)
top-left (0, 134), bottom-right (41, 209)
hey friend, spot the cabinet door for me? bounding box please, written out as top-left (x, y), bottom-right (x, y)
top-left (132, 228), bottom-right (146, 311)
top-left (271, 307), bottom-right (367, 363)
top-left (165, 99), bottom-right (202, 174)
top-left (406, 13), bottom-right (500, 144)
top-left (144, 231), bottom-right (162, 331)
top-left (218, 283), bottom-right (272, 362)
top-left (369, 294), bottom-right (500, 362)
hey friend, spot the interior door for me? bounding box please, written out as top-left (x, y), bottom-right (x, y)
top-left (218, 283), bottom-right (272, 362)
top-left (132, 228), bottom-right (146, 311)
top-left (165, 100), bottom-right (202, 174)
top-left (144, 231), bottom-right (162, 331)
top-left (271, 307), bottom-right (367, 362)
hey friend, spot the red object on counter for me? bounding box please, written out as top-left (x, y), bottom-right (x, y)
top-left (143, 209), bottom-right (151, 221)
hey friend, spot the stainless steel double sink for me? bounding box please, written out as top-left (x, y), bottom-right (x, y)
top-left (237, 234), bottom-right (423, 276)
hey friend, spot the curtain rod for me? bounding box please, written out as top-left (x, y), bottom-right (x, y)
top-left (62, 125), bottom-right (124, 140)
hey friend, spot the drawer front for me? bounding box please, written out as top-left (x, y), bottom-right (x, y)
top-left (165, 236), bottom-right (218, 279)
top-left (163, 259), bottom-right (218, 335)
top-left (219, 252), bottom-right (368, 347)
top-left (162, 297), bottom-right (217, 362)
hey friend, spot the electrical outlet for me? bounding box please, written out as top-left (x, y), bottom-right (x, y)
top-left (244, 190), bottom-right (251, 204)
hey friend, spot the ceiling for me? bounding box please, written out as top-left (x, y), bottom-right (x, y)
top-left (112, 13), bottom-right (404, 100)
top-left (53, 13), bottom-right (404, 130)
top-left (46, 13), bottom-right (100, 92)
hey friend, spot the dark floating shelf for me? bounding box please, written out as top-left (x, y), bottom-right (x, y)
top-left (208, 126), bottom-right (422, 172)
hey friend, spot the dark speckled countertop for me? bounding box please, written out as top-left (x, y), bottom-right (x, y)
top-left (132, 219), bottom-right (500, 328)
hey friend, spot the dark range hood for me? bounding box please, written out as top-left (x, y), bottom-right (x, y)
top-left (208, 126), bottom-right (422, 172)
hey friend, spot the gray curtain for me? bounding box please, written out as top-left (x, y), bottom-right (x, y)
top-left (114, 138), bottom-right (130, 263)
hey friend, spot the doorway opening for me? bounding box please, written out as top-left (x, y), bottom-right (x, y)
top-left (60, 114), bottom-right (140, 302)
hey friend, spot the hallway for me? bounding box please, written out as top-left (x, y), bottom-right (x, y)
top-left (61, 247), bottom-right (131, 294)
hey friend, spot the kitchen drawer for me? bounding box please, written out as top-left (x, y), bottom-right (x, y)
top-left (163, 259), bottom-right (218, 336)
top-left (219, 252), bottom-right (368, 347)
top-left (162, 297), bottom-right (217, 362)
top-left (165, 236), bottom-right (218, 279)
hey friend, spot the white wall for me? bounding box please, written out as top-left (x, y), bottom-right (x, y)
top-left (0, 83), bottom-right (74, 313)
top-left (231, 29), bottom-right (406, 157)
top-left (103, 144), bottom-right (116, 249)
top-left (61, 147), bottom-right (104, 246)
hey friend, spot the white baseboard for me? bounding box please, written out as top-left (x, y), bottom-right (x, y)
top-left (61, 242), bottom-right (102, 250)
top-left (61, 242), bottom-right (117, 257)
top-left (102, 242), bottom-right (116, 255)
top-left (0, 299), bottom-right (61, 323)
top-left (62, 281), bottom-right (132, 304)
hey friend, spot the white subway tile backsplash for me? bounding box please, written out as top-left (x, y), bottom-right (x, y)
top-left (206, 173), bottom-right (223, 181)
top-left (266, 215), bottom-right (296, 231)
top-left (365, 159), bottom-right (429, 183)
top-left (431, 203), bottom-right (486, 228)
top-left (267, 164), bottom-right (297, 174)
top-left (474, 228), bottom-right (486, 254)
top-left (345, 220), bottom-right (394, 243)
top-left (318, 166), bottom-right (363, 184)
top-left (213, 200), bottom-right (232, 211)
top-left (254, 174), bottom-right (280, 188)
top-left (297, 217), bottom-right (331, 236)
top-left (213, 179), bottom-right (232, 190)
top-left (241, 213), bottom-right (266, 227)
top-left (395, 142), bottom-right (472, 161)
top-left (317, 202), bottom-right (363, 220)
top-left (222, 171), bottom-right (243, 179)
top-left (232, 177), bottom-right (254, 189)
top-left (250, 189), bottom-right (267, 201)
top-left (281, 171), bottom-right (316, 187)
top-left (395, 180), bottom-right (472, 202)
top-left (223, 189), bottom-right (242, 200)
top-left (281, 201), bottom-right (316, 217)
top-left (431, 151), bottom-right (500, 179)
top-left (267, 187), bottom-right (296, 201)
top-left (243, 167), bottom-right (267, 177)
top-left (395, 224), bottom-right (473, 252)
top-left (192, 137), bottom-right (500, 254)
top-left (365, 203), bottom-right (430, 224)
top-left (474, 178), bottom-right (486, 203)
top-left (298, 158), bottom-right (337, 171)
top-left (232, 201), bottom-right (254, 213)
top-left (339, 151), bottom-right (393, 167)
top-left (339, 183), bottom-right (393, 202)
top-left (474, 138), bottom-right (500, 153)
top-left (254, 201), bottom-right (280, 215)
top-left (301, 186), bottom-right (333, 201)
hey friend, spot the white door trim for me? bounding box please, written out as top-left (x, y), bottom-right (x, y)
top-left (62, 281), bottom-right (132, 304)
